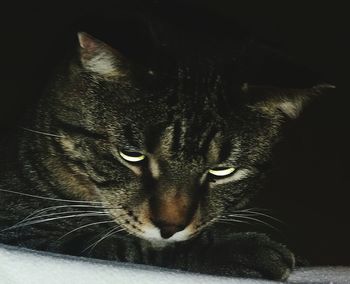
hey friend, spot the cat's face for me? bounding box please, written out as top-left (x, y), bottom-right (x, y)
top-left (44, 33), bottom-right (328, 244)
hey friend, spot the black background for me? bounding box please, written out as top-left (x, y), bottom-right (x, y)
top-left (1, 1), bottom-right (349, 264)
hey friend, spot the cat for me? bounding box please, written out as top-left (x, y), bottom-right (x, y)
top-left (0, 30), bottom-right (333, 281)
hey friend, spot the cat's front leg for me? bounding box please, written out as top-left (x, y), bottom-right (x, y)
top-left (66, 231), bottom-right (294, 281)
top-left (166, 232), bottom-right (295, 281)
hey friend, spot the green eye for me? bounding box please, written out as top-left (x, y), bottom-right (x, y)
top-left (119, 151), bottom-right (145, 163)
top-left (208, 167), bottom-right (236, 177)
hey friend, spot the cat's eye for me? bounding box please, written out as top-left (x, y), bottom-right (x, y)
top-left (208, 167), bottom-right (236, 177)
top-left (119, 151), bottom-right (145, 163)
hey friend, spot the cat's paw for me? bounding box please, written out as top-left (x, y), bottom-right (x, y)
top-left (250, 234), bottom-right (295, 280)
top-left (201, 232), bottom-right (295, 280)
top-left (230, 232), bottom-right (295, 280)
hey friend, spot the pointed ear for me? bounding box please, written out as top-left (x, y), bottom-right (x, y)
top-left (243, 83), bottom-right (336, 119)
top-left (77, 32), bottom-right (126, 78)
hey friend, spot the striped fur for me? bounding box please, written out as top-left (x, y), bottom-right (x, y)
top-left (0, 32), bottom-right (330, 280)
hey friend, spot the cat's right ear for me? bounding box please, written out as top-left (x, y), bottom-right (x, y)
top-left (77, 32), bottom-right (126, 78)
top-left (243, 83), bottom-right (335, 119)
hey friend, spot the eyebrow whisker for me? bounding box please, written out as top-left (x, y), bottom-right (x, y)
top-left (20, 127), bottom-right (65, 138)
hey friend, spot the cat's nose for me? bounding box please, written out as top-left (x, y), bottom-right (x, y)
top-left (160, 225), bottom-right (185, 239)
top-left (152, 220), bottom-right (186, 239)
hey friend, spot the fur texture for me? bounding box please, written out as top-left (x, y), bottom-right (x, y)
top-left (0, 31), bottom-right (333, 280)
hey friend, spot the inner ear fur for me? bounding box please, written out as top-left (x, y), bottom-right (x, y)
top-left (77, 32), bottom-right (128, 78)
top-left (243, 83), bottom-right (335, 119)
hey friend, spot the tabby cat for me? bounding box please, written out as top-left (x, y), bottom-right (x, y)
top-left (0, 31), bottom-right (332, 281)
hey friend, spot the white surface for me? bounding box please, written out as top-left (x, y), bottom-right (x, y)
top-left (0, 244), bottom-right (349, 284)
top-left (0, 244), bottom-right (272, 284)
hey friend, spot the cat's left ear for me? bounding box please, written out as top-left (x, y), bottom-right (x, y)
top-left (77, 32), bottom-right (127, 78)
top-left (243, 83), bottom-right (335, 119)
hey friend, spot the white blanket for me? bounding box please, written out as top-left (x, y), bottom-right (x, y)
top-left (0, 244), bottom-right (349, 284)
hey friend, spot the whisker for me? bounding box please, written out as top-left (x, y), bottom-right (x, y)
top-left (236, 207), bottom-right (271, 213)
top-left (0, 188), bottom-right (104, 204)
top-left (228, 210), bottom-right (283, 224)
top-left (19, 204), bottom-right (112, 225)
top-left (14, 204), bottom-right (121, 234)
top-left (227, 207), bottom-right (284, 225)
top-left (3, 212), bottom-right (109, 231)
top-left (217, 218), bottom-right (250, 225)
top-left (83, 225), bottom-right (125, 254)
top-left (19, 210), bottom-right (108, 224)
top-left (20, 127), bottom-right (65, 138)
top-left (88, 223), bottom-right (120, 243)
top-left (58, 220), bottom-right (115, 240)
top-left (222, 215), bottom-right (278, 231)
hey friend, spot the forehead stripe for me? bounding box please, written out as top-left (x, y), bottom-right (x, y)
top-left (170, 119), bottom-right (182, 154)
top-left (200, 126), bottom-right (218, 156)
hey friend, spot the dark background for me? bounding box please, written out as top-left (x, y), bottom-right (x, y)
top-left (1, 1), bottom-right (349, 264)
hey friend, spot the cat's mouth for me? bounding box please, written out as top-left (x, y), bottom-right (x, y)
top-left (140, 224), bottom-right (194, 244)
top-left (108, 202), bottom-right (204, 244)
top-left (137, 214), bottom-right (214, 245)
top-left (124, 214), bottom-right (199, 244)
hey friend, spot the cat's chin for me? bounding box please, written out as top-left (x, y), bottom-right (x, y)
top-left (148, 239), bottom-right (174, 249)
top-left (147, 237), bottom-right (189, 249)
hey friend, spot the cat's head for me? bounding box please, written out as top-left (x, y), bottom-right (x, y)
top-left (44, 32), bottom-right (333, 244)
